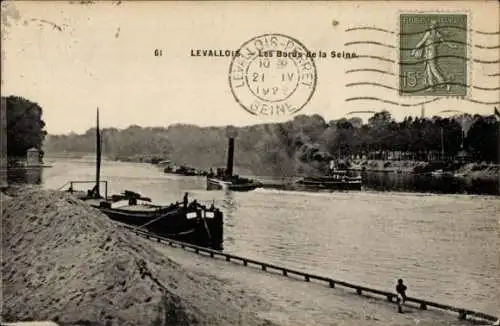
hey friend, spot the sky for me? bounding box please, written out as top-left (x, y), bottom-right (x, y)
top-left (1, 1), bottom-right (499, 134)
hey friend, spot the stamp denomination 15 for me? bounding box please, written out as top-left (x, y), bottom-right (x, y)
top-left (229, 34), bottom-right (317, 116)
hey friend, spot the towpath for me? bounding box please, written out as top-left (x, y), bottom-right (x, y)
top-left (141, 236), bottom-right (493, 326)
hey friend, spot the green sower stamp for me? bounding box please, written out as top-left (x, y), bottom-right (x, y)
top-left (399, 14), bottom-right (468, 97)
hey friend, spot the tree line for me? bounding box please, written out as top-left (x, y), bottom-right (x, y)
top-left (3, 95), bottom-right (497, 176)
top-left (45, 110), bottom-right (499, 176)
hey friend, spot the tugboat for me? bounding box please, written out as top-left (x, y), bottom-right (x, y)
top-left (206, 127), bottom-right (262, 192)
top-left (65, 108), bottom-right (224, 250)
top-left (295, 160), bottom-right (363, 191)
top-left (164, 163), bottom-right (198, 176)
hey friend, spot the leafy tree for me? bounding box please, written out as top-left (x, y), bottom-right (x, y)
top-left (4, 95), bottom-right (47, 158)
top-left (465, 115), bottom-right (499, 162)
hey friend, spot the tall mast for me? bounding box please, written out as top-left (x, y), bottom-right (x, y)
top-left (95, 107), bottom-right (101, 197)
top-left (225, 126), bottom-right (238, 178)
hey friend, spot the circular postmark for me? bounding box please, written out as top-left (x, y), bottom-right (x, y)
top-left (229, 34), bottom-right (317, 116)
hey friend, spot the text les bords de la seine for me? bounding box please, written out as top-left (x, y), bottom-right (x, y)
top-left (190, 49), bottom-right (358, 59)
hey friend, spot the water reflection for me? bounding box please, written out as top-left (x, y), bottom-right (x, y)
top-left (218, 190), bottom-right (235, 215)
top-left (363, 171), bottom-right (499, 195)
top-left (7, 167), bottom-right (43, 185)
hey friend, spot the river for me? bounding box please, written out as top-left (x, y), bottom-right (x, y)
top-left (10, 157), bottom-right (500, 316)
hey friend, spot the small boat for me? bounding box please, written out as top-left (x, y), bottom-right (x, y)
top-left (164, 164), bottom-right (198, 176)
top-left (295, 160), bottom-right (363, 191)
top-left (207, 173), bottom-right (263, 191)
top-left (206, 127), bottom-right (262, 192)
top-left (430, 169), bottom-right (444, 177)
top-left (156, 159), bottom-right (173, 167)
top-left (430, 169), bottom-right (454, 177)
top-left (296, 172), bottom-right (363, 191)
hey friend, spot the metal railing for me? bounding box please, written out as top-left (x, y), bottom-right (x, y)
top-left (117, 223), bottom-right (499, 324)
top-left (58, 180), bottom-right (108, 200)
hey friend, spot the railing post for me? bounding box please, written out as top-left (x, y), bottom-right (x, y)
top-left (115, 225), bottom-right (500, 324)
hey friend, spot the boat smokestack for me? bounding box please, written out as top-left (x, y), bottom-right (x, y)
top-left (95, 107), bottom-right (101, 197)
top-left (225, 126), bottom-right (238, 177)
top-left (226, 138), bottom-right (234, 177)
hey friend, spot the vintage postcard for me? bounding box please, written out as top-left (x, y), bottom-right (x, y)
top-left (1, 1), bottom-right (499, 326)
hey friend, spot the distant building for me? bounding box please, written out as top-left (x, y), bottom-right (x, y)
top-left (26, 147), bottom-right (42, 167)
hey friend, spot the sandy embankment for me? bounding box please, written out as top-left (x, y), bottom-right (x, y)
top-left (1, 188), bottom-right (276, 326)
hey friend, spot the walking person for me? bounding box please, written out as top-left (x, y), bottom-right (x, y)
top-left (396, 278), bottom-right (407, 313)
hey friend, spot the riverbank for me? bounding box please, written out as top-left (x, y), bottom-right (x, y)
top-left (1, 187), bottom-right (276, 326)
top-left (359, 160), bottom-right (499, 180)
top-left (2, 187), bottom-right (497, 325)
top-left (149, 239), bottom-right (498, 326)
top-left (358, 161), bottom-right (499, 195)
top-left (113, 156), bottom-right (500, 186)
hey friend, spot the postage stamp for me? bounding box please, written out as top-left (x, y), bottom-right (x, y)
top-left (399, 13), bottom-right (468, 97)
top-left (229, 34), bottom-right (317, 116)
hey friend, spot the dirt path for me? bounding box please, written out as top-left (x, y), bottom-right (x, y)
top-left (148, 237), bottom-right (494, 326)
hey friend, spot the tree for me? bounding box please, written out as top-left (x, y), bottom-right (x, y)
top-left (4, 95), bottom-right (47, 158)
top-left (465, 116), bottom-right (499, 162)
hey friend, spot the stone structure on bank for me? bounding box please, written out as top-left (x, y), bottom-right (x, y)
top-left (26, 147), bottom-right (41, 167)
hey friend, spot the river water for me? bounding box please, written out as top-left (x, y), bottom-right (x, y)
top-left (14, 158), bottom-right (500, 316)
